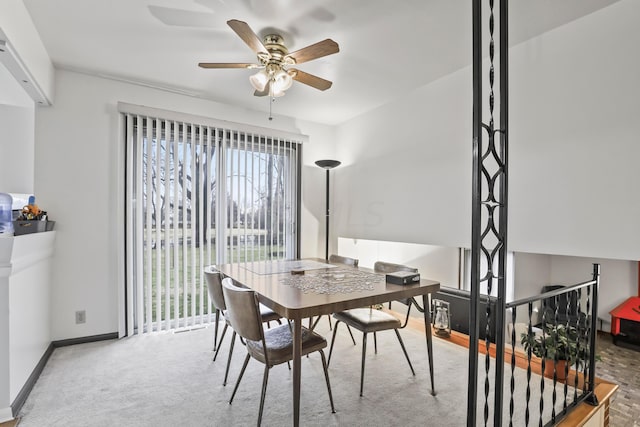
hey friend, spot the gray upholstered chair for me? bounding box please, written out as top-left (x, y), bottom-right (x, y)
top-left (204, 267), bottom-right (281, 386)
top-left (327, 260), bottom-right (418, 396)
top-left (222, 277), bottom-right (335, 425)
top-left (328, 254), bottom-right (359, 267)
top-left (309, 254), bottom-right (358, 345)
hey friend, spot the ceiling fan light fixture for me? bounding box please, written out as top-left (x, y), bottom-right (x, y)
top-left (271, 69), bottom-right (293, 94)
top-left (249, 69), bottom-right (269, 91)
top-left (270, 81), bottom-right (286, 98)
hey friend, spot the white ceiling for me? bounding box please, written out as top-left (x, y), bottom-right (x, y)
top-left (23, 0), bottom-right (619, 125)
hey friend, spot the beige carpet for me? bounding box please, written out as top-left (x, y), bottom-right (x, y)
top-left (17, 322), bottom-right (573, 426)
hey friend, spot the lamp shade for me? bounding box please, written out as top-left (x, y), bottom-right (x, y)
top-left (249, 69), bottom-right (269, 92)
top-left (271, 69), bottom-right (293, 96)
top-left (315, 159), bottom-right (341, 170)
top-left (271, 82), bottom-right (286, 98)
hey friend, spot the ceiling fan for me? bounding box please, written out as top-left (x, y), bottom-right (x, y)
top-left (198, 19), bottom-right (339, 98)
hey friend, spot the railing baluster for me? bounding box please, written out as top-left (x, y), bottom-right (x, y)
top-left (574, 287), bottom-right (582, 403)
top-left (525, 302), bottom-right (532, 426)
top-left (551, 294), bottom-right (559, 423)
top-left (539, 307), bottom-right (546, 427)
top-left (586, 264), bottom-right (600, 406)
top-left (509, 307), bottom-right (516, 427)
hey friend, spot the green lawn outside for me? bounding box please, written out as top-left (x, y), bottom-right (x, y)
top-left (145, 241), bottom-right (284, 328)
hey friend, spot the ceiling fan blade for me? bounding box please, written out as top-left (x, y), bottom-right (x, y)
top-left (198, 63), bottom-right (258, 69)
top-left (227, 19), bottom-right (269, 56)
top-left (254, 86), bottom-right (270, 97)
top-left (290, 69), bottom-right (333, 91)
top-left (286, 39), bottom-right (339, 64)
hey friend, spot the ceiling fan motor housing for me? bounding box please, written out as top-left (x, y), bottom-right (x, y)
top-left (261, 34), bottom-right (293, 67)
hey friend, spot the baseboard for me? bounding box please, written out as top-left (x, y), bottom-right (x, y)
top-left (10, 342), bottom-right (54, 418)
top-left (52, 332), bottom-right (119, 348)
top-left (9, 332), bottom-right (118, 418)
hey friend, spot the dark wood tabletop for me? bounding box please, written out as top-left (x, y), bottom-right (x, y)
top-left (216, 258), bottom-right (441, 320)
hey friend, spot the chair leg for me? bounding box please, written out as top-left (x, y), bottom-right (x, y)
top-left (327, 320), bottom-right (342, 366)
top-left (319, 350), bottom-right (336, 413)
top-left (257, 364), bottom-right (270, 426)
top-left (213, 310), bottom-right (221, 351)
top-left (223, 331), bottom-right (237, 386)
top-left (229, 353), bottom-right (250, 404)
top-left (373, 331), bottom-right (378, 354)
top-left (394, 329), bottom-right (415, 376)
top-left (310, 315), bottom-right (321, 332)
top-left (346, 325), bottom-right (356, 345)
top-left (311, 315), bottom-right (336, 333)
top-left (360, 333), bottom-right (368, 396)
top-left (213, 323), bottom-right (228, 362)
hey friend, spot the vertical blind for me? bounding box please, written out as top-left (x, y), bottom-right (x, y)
top-left (122, 106), bottom-right (302, 335)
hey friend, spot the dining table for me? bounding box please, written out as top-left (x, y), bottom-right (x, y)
top-left (216, 258), bottom-right (441, 426)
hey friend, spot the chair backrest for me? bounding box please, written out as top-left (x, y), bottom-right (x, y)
top-left (375, 261), bottom-right (419, 310)
top-left (329, 254), bottom-right (359, 267)
top-left (204, 268), bottom-right (226, 311)
top-left (373, 261), bottom-right (418, 274)
top-left (221, 277), bottom-right (264, 342)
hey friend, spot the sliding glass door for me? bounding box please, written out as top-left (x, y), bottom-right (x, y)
top-left (123, 112), bottom-right (300, 334)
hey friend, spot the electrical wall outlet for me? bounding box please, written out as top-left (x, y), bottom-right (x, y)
top-left (75, 310), bottom-right (86, 324)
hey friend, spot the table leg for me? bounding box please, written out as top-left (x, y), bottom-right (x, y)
top-left (292, 317), bottom-right (302, 426)
top-left (423, 294), bottom-right (436, 395)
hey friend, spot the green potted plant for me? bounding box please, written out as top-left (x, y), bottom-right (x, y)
top-left (520, 322), bottom-right (581, 380)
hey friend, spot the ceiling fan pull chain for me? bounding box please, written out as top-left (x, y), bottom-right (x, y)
top-left (269, 84), bottom-right (274, 121)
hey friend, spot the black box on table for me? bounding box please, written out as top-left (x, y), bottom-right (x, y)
top-left (385, 271), bottom-right (420, 285)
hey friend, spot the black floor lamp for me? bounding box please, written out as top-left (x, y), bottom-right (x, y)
top-left (315, 159), bottom-right (341, 261)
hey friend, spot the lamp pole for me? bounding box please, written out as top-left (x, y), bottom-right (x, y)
top-left (315, 160), bottom-right (341, 260)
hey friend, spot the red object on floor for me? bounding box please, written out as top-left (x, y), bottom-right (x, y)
top-left (610, 296), bottom-right (640, 335)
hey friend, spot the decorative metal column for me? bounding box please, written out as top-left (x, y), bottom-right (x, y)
top-left (467, 0), bottom-right (509, 426)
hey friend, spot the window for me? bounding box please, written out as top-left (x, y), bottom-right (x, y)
top-left (122, 106), bottom-right (302, 334)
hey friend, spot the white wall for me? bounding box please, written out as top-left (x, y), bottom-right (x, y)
top-left (512, 252), bottom-right (552, 300)
top-left (0, 64), bottom-right (35, 194)
top-left (334, 67), bottom-right (471, 249)
top-left (509, 0), bottom-right (640, 261)
top-left (334, 0), bottom-right (640, 262)
top-left (34, 69), bottom-right (334, 339)
top-left (0, 104), bottom-right (34, 193)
